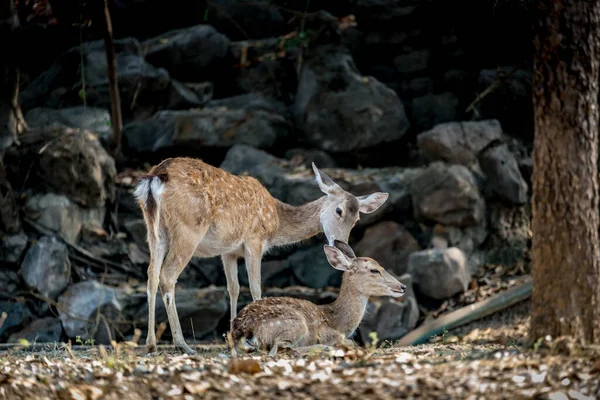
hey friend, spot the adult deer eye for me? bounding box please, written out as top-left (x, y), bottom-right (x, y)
top-left (370, 269), bottom-right (381, 275)
top-left (335, 207), bottom-right (342, 216)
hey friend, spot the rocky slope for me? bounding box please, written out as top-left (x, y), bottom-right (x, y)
top-left (0, 0), bottom-right (534, 347)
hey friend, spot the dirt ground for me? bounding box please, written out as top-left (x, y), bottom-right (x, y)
top-left (0, 301), bottom-right (598, 400)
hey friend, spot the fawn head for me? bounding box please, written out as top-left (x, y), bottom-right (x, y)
top-left (324, 240), bottom-right (406, 298)
top-left (312, 163), bottom-right (389, 246)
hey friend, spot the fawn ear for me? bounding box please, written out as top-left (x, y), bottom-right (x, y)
top-left (324, 244), bottom-right (353, 271)
top-left (357, 192), bottom-right (389, 213)
top-left (333, 239), bottom-right (356, 259)
top-left (312, 163), bottom-right (342, 195)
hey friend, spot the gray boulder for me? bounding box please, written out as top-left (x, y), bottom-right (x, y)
top-left (57, 281), bottom-right (122, 344)
top-left (479, 143), bottom-right (529, 205)
top-left (143, 24), bottom-right (230, 83)
top-left (24, 193), bottom-right (105, 243)
top-left (21, 235), bottom-right (71, 300)
top-left (293, 46), bottom-right (410, 152)
top-left (409, 162), bottom-right (485, 227)
top-left (417, 119), bottom-right (503, 166)
top-left (408, 247), bottom-right (471, 299)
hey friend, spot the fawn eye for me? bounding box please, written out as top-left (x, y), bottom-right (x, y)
top-left (335, 207), bottom-right (342, 216)
top-left (370, 269), bottom-right (381, 275)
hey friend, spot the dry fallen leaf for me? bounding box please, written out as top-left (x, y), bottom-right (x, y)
top-left (228, 358), bottom-right (262, 375)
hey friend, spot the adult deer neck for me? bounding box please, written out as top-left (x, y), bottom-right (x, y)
top-left (271, 196), bottom-right (327, 247)
top-left (321, 274), bottom-right (368, 338)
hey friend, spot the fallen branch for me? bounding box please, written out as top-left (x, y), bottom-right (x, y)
top-left (396, 277), bottom-right (533, 346)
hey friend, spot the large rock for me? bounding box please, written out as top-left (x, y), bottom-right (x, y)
top-left (409, 162), bottom-right (485, 227)
top-left (5, 127), bottom-right (116, 208)
top-left (358, 273), bottom-right (419, 343)
top-left (221, 144), bottom-right (420, 225)
top-left (39, 129), bottom-right (116, 207)
top-left (417, 119), bottom-right (503, 166)
top-left (25, 106), bottom-right (112, 142)
top-left (292, 46), bottom-right (410, 152)
top-left (142, 24), bottom-right (230, 83)
top-left (354, 221), bottom-right (421, 276)
top-left (479, 143), bottom-right (528, 205)
top-left (21, 235), bottom-right (71, 300)
top-left (123, 96), bottom-right (291, 153)
top-left (57, 281), bottom-right (122, 344)
top-left (7, 317), bottom-right (64, 344)
top-left (20, 38), bottom-right (205, 123)
top-left (408, 247), bottom-right (471, 299)
top-left (24, 193), bottom-right (105, 243)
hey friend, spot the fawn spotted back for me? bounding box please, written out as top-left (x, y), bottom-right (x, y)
top-left (231, 240), bottom-right (406, 356)
top-left (134, 157), bottom-right (389, 354)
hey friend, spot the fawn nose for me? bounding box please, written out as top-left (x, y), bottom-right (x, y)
top-left (401, 284), bottom-right (407, 292)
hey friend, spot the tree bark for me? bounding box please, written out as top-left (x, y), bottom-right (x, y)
top-left (530, 0), bottom-right (600, 344)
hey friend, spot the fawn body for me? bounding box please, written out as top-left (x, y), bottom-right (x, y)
top-left (134, 157), bottom-right (389, 354)
top-left (231, 241), bottom-right (406, 356)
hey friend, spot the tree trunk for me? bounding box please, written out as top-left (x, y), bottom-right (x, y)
top-left (530, 0), bottom-right (600, 344)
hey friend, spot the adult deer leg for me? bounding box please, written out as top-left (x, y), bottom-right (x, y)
top-left (244, 241), bottom-right (264, 301)
top-left (222, 253), bottom-right (240, 330)
top-left (159, 227), bottom-right (206, 355)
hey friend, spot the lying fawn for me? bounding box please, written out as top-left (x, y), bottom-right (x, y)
top-left (134, 157), bottom-right (388, 354)
top-left (231, 240), bottom-right (406, 356)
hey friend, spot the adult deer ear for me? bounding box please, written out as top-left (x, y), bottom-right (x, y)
top-left (333, 239), bottom-right (356, 259)
top-left (312, 163), bottom-right (342, 195)
top-left (324, 245), bottom-right (353, 271)
top-left (357, 192), bottom-right (389, 213)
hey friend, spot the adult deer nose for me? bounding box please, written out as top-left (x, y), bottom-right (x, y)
top-left (401, 284), bottom-right (407, 292)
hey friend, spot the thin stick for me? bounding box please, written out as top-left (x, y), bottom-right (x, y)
top-left (102, 0), bottom-right (123, 157)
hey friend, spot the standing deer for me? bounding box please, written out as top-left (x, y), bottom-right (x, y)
top-left (231, 240), bottom-right (407, 356)
top-left (133, 157), bottom-right (389, 354)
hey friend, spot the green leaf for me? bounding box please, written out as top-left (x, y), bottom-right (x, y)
top-left (78, 88), bottom-right (86, 101)
top-left (204, 8), bottom-right (209, 21)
